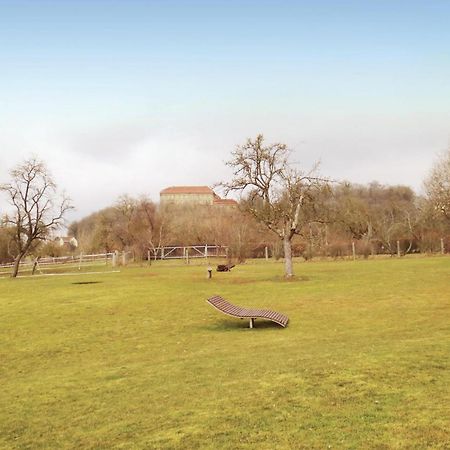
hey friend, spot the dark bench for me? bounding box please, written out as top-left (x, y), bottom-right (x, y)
top-left (216, 264), bottom-right (235, 272)
top-left (206, 295), bottom-right (289, 328)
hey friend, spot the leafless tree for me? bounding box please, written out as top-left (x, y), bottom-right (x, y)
top-left (222, 134), bottom-right (330, 278)
top-left (425, 148), bottom-right (450, 221)
top-left (0, 157), bottom-right (73, 277)
top-left (104, 195), bottom-right (163, 261)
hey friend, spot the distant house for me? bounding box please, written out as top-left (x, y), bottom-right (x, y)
top-left (54, 236), bottom-right (78, 249)
top-left (160, 186), bottom-right (238, 208)
top-left (213, 195), bottom-right (238, 208)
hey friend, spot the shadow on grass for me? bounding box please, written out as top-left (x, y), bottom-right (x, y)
top-left (206, 319), bottom-right (287, 331)
top-left (71, 281), bottom-right (103, 285)
top-left (211, 275), bottom-right (310, 284)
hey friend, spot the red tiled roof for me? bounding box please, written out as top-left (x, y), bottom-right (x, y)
top-left (160, 186), bottom-right (213, 195)
top-left (213, 198), bottom-right (238, 206)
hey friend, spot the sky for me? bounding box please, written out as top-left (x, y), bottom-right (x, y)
top-left (0, 0), bottom-right (449, 222)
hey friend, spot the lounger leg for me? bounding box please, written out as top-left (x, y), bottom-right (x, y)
top-left (249, 318), bottom-right (254, 328)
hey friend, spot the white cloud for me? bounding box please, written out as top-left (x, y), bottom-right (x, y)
top-left (0, 113), bottom-right (447, 223)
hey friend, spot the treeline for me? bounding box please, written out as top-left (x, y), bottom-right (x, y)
top-left (1, 181), bottom-right (448, 264)
top-left (323, 182), bottom-right (448, 257)
top-left (67, 195), bottom-right (266, 261)
top-left (61, 182), bottom-right (449, 261)
top-left (2, 148), bottom-right (448, 268)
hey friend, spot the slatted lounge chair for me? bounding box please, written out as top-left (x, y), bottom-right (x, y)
top-left (207, 295), bottom-right (289, 328)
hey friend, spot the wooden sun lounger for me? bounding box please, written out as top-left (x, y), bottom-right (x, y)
top-left (207, 295), bottom-right (289, 328)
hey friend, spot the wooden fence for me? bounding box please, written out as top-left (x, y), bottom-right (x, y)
top-left (0, 252), bottom-right (115, 277)
top-left (151, 245), bottom-right (228, 260)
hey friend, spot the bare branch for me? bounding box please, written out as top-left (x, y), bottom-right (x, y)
top-left (0, 157), bottom-right (74, 277)
top-left (220, 135), bottom-right (331, 277)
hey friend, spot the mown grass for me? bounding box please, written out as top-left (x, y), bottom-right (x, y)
top-left (1, 257), bottom-right (449, 449)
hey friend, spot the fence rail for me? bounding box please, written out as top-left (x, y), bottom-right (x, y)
top-left (0, 253), bottom-right (118, 277)
top-left (0, 253), bottom-right (114, 269)
top-left (152, 245), bottom-right (228, 260)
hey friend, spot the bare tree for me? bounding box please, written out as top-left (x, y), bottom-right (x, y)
top-left (425, 149), bottom-right (450, 221)
top-left (113, 195), bottom-right (162, 261)
top-left (222, 134), bottom-right (329, 278)
top-left (0, 157), bottom-right (73, 277)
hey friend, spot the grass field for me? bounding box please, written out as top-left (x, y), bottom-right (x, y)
top-left (1, 257), bottom-right (449, 449)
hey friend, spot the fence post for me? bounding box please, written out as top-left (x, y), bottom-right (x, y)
top-left (265, 246), bottom-right (269, 261)
top-left (32, 257), bottom-right (39, 275)
top-left (397, 240), bottom-right (401, 257)
top-left (352, 241), bottom-right (356, 260)
top-left (441, 238), bottom-right (445, 255)
top-left (112, 251), bottom-right (117, 267)
top-left (122, 252), bottom-right (127, 266)
top-left (78, 252), bottom-right (83, 270)
top-left (205, 244), bottom-right (208, 259)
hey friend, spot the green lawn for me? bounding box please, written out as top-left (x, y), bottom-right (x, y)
top-left (1, 257), bottom-right (449, 449)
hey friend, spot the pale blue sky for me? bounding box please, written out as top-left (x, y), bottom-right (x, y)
top-left (1, 0), bottom-right (449, 219)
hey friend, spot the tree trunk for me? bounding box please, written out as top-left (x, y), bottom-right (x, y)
top-left (283, 235), bottom-right (294, 278)
top-left (31, 257), bottom-right (39, 275)
top-left (11, 253), bottom-right (23, 278)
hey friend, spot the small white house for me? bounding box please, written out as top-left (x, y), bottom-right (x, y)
top-left (54, 236), bottom-right (78, 248)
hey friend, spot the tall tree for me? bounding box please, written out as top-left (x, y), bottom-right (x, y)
top-left (113, 195), bottom-right (161, 260)
top-left (222, 134), bottom-right (329, 278)
top-left (0, 157), bottom-right (73, 277)
top-left (425, 149), bottom-right (450, 221)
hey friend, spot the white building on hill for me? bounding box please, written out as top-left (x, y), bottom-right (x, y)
top-left (160, 186), bottom-right (237, 208)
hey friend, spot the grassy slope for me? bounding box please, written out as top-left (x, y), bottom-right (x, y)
top-left (0, 257), bottom-right (449, 449)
